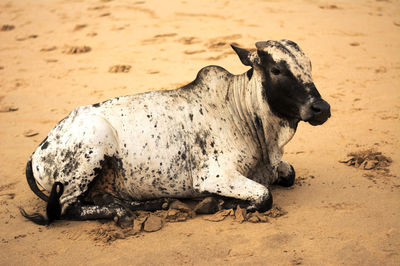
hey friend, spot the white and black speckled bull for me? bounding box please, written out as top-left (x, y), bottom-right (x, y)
top-left (20, 40), bottom-right (330, 225)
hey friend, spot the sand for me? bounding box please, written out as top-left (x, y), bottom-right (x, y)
top-left (0, 0), bottom-right (399, 264)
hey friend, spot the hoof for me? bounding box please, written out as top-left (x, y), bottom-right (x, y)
top-left (249, 193), bottom-right (273, 213)
top-left (258, 192), bottom-right (273, 212)
top-left (276, 164), bottom-right (295, 187)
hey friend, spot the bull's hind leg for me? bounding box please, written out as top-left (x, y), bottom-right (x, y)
top-left (24, 115), bottom-right (121, 225)
top-left (64, 200), bottom-right (127, 221)
top-left (63, 195), bottom-right (169, 228)
top-left (53, 116), bottom-right (121, 213)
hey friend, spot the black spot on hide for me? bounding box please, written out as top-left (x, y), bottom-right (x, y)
top-left (195, 132), bottom-right (208, 156)
top-left (284, 40), bottom-right (301, 52)
top-left (246, 68), bottom-right (253, 80)
top-left (41, 140), bottom-right (49, 150)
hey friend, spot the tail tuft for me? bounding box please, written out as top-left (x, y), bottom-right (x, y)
top-left (20, 182), bottom-right (64, 226)
top-left (19, 207), bottom-right (48, 225)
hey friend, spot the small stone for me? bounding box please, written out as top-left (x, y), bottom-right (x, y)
top-left (234, 206), bottom-right (247, 223)
top-left (265, 206), bottom-right (286, 218)
top-left (224, 209), bottom-right (235, 216)
top-left (253, 211), bottom-right (268, 223)
top-left (247, 215), bottom-right (260, 223)
top-left (133, 215), bottom-right (148, 233)
top-left (363, 160), bottom-right (378, 170)
top-left (167, 209), bottom-right (179, 217)
top-left (117, 216), bottom-right (133, 229)
top-left (339, 156), bottom-right (353, 164)
top-left (177, 215), bottom-right (188, 222)
top-left (203, 209), bottom-right (233, 222)
top-left (166, 209), bottom-right (190, 222)
top-left (162, 202), bottom-right (169, 209)
top-left (194, 197), bottom-right (219, 214)
top-left (169, 200), bottom-right (191, 213)
top-left (143, 214), bottom-right (163, 232)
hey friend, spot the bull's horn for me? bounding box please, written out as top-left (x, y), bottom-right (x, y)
top-left (255, 41), bottom-right (269, 50)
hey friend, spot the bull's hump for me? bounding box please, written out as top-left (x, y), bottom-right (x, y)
top-left (192, 65), bottom-right (232, 90)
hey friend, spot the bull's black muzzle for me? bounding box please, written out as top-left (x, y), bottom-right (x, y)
top-left (308, 100), bottom-right (331, 126)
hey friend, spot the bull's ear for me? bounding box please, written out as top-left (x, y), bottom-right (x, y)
top-left (231, 44), bottom-right (252, 66)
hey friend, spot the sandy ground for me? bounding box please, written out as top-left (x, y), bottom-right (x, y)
top-left (0, 0), bottom-right (399, 264)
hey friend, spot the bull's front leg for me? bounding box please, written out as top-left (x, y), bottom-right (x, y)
top-left (193, 167), bottom-right (273, 212)
top-left (275, 160), bottom-right (296, 187)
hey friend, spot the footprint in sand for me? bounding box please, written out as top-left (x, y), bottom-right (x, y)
top-left (87, 5), bottom-right (108, 11)
top-left (108, 65), bottom-right (131, 73)
top-left (175, 12), bottom-right (225, 20)
top-left (142, 33), bottom-right (178, 45)
top-left (87, 32), bottom-right (98, 37)
top-left (0, 96), bottom-right (18, 112)
top-left (184, 50), bottom-right (206, 55)
top-left (73, 24), bottom-right (87, 31)
top-left (62, 46), bottom-right (91, 54)
top-left (0, 106), bottom-right (18, 113)
top-left (0, 182), bottom-right (18, 192)
top-left (23, 130), bottom-right (39, 137)
top-left (40, 46), bottom-right (57, 52)
top-left (0, 193), bottom-right (15, 200)
top-left (204, 35), bottom-right (242, 61)
top-left (319, 4), bottom-right (341, 10)
top-left (206, 34), bottom-right (242, 51)
top-left (16, 35), bottom-right (38, 41)
top-left (177, 36), bottom-right (202, 45)
top-left (1, 24), bottom-right (15, 31)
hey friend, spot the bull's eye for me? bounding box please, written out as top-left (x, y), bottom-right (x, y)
top-left (271, 67), bottom-right (281, 75)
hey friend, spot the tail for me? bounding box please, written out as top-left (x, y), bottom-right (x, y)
top-left (20, 182), bottom-right (64, 225)
top-left (26, 158), bottom-right (49, 202)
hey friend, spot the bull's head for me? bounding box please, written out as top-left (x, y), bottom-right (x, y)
top-left (231, 40), bottom-right (330, 126)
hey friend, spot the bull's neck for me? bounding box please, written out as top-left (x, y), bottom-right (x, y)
top-left (228, 70), bottom-right (297, 166)
top-left (227, 71), bottom-right (268, 162)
